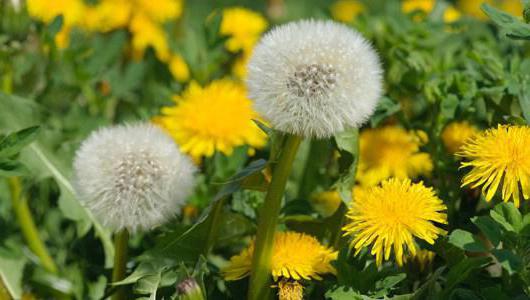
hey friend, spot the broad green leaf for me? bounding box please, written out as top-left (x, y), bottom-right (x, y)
top-left (0, 126), bottom-right (39, 158)
top-left (334, 128), bottom-right (359, 204)
top-left (325, 287), bottom-right (367, 300)
top-left (0, 247), bottom-right (26, 299)
top-left (440, 94), bottom-right (459, 120)
top-left (370, 97), bottom-right (401, 127)
top-left (491, 203), bottom-right (523, 233)
top-left (491, 249), bottom-right (523, 275)
top-left (448, 230), bottom-right (487, 252)
top-left (443, 257), bottom-right (491, 294)
top-left (0, 159), bottom-right (29, 177)
top-left (482, 4), bottom-right (530, 40)
top-left (471, 216), bottom-right (502, 247)
top-left (373, 273), bottom-right (407, 298)
top-left (0, 93), bottom-right (114, 267)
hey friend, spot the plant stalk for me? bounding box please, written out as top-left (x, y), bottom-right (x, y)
top-left (8, 177), bottom-right (58, 274)
top-left (111, 229), bottom-right (129, 300)
top-left (248, 134), bottom-right (302, 300)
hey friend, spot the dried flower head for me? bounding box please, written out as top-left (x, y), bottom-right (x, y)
top-left (73, 123), bottom-right (196, 232)
top-left (247, 20), bottom-right (383, 138)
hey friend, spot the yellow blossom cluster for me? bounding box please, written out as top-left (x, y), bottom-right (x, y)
top-left (27, 0), bottom-right (189, 81)
top-left (220, 7), bottom-right (268, 78)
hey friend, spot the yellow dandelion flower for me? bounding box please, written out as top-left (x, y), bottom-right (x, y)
top-left (343, 178), bottom-right (447, 266)
top-left (457, 0), bottom-right (522, 20)
top-left (442, 121), bottom-right (479, 154)
top-left (168, 54), bottom-right (190, 82)
top-left (357, 126), bottom-right (433, 187)
top-left (330, 0), bottom-right (365, 23)
top-left (402, 0), bottom-right (461, 23)
top-left (27, 0), bottom-right (85, 25)
top-left (83, 0), bottom-right (132, 32)
top-left (223, 231), bottom-right (337, 281)
top-left (135, 0), bottom-right (183, 23)
top-left (406, 249), bottom-right (436, 271)
top-left (459, 125), bottom-right (530, 207)
top-left (153, 79), bottom-right (267, 160)
top-left (221, 7), bottom-right (268, 53)
top-left (129, 13), bottom-right (171, 62)
top-left (277, 279), bottom-right (304, 300)
top-left (27, 0), bottom-right (85, 48)
top-left (310, 190), bottom-right (341, 217)
top-left (54, 26), bottom-right (71, 49)
top-left (444, 6), bottom-right (462, 23)
top-left (402, 0), bottom-right (435, 15)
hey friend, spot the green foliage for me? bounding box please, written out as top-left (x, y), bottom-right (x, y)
top-left (2, 0), bottom-right (530, 299)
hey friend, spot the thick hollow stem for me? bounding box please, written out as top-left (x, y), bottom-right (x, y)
top-left (8, 177), bottom-right (58, 274)
top-left (111, 229), bottom-right (129, 300)
top-left (248, 134), bottom-right (302, 300)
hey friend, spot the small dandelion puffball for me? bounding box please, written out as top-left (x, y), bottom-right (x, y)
top-left (247, 20), bottom-right (383, 138)
top-left (73, 123), bottom-right (196, 233)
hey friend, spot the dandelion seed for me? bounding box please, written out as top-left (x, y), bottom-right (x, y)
top-left (343, 178), bottom-right (447, 266)
top-left (73, 123), bottom-right (196, 232)
top-left (459, 125), bottom-right (530, 207)
top-left (247, 20), bottom-right (383, 138)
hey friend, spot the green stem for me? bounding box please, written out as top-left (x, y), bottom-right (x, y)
top-left (248, 134), bottom-right (302, 300)
top-left (111, 229), bottom-right (129, 300)
top-left (8, 177), bottom-right (58, 274)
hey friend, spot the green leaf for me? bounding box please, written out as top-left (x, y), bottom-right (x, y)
top-left (443, 257), bottom-right (491, 294)
top-left (373, 273), bottom-right (407, 298)
top-left (0, 126), bottom-right (40, 158)
top-left (0, 247), bottom-right (27, 299)
top-left (0, 159), bottom-right (29, 177)
top-left (440, 94), bottom-right (459, 120)
top-left (370, 97), bottom-right (401, 127)
top-left (491, 203), bottom-right (522, 233)
top-left (491, 249), bottom-right (523, 275)
top-left (334, 128), bottom-right (359, 204)
top-left (471, 216), bottom-right (502, 247)
top-left (448, 230), bottom-right (487, 252)
top-left (0, 93), bottom-right (114, 267)
top-left (482, 3), bottom-right (530, 40)
top-left (519, 79), bottom-right (530, 124)
top-left (325, 287), bottom-right (367, 300)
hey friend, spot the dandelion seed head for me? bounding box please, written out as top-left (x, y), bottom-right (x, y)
top-left (73, 123), bottom-right (196, 232)
top-left (247, 20), bottom-right (383, 138)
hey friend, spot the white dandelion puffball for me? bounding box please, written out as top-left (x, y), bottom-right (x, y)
top-left (247, 20), bottom-right (383, 138)
top-left (73, 123), bottom-right (197, 232)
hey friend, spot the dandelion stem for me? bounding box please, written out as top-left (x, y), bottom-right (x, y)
top-left (111, 229), bottom-right (129, 300)
top-left (248, 134), bottom-right (302, 300)
top-left (8, 177), bottom-right (58, 274)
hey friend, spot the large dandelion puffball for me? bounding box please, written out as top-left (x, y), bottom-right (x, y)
top-left (73, 123), bottom-right (197, 232)
top-left (247, 20), bottom-right (383, 138)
